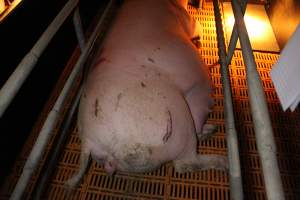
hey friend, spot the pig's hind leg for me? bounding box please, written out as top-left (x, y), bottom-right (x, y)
top-left (65, 142), bottom-right (91, 189)
top-left (174, 154), bottom-right (228, 173)
top-left (173, 131), bottom-right (227, 173)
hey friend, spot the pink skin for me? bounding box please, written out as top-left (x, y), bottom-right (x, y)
top-left (65, 0), bottom-right (227, 189)
top-left (97, 0), bottom-right (213, 133)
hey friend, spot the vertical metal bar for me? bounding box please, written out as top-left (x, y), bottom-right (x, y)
top-left (73, 7), bottom-right (86, 51)
top-left (0, 0), bottom-right (79, 118)
top-left (231, 0), bottom-right (285, 199)
top-left (226, 0), bottom-right (247, 66)
top-left (212, 0), bottom-right (244, 199)
top-left (9, 1), bottom-right (114, 199)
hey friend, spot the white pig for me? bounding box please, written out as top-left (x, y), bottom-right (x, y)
top-left (66, 0), bottom-right (227, 188)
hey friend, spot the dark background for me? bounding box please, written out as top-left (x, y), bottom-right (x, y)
top-left (0, 0), bottom-right (109, 186)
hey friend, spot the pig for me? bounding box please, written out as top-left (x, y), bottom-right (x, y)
top-left (65, 0), bottom-right (227, 189)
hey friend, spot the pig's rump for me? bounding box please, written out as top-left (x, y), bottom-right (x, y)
top-left (78, 66), bottom-right (196, 173)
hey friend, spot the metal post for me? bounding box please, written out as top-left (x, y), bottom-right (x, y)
top-left (226, 0), bottom-right (247, 66)
top-left (10, 1), bottom-right (114, 199)
top-left (212, 0), bottom-right (244, 199)
top-left (73, 7), bottom-right (86, 51)
top-left (231, 0), bottom-right (285, 199)
top-left (0, 0), bottom-right (80, 118)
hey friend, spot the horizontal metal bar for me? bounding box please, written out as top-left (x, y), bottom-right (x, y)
top-left (231, 0), bottom-right (285, 199)
top-left (0, 0), bottom-right (79, 118)
top-left (9, 1), bottom-right (114, 199)
top-left (212, 0), bottom-right (244, 199)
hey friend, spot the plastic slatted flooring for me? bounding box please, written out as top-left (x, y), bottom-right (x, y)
top-left (1, 3), bottom-right (300, 200)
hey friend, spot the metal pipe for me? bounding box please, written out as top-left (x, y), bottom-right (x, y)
top-left (0, 0), bottom-right (80, 118)
top-left (226, 0), bottom-right (247, 66)
top-left (32, 1), bottom-right (114, 196)
top-left (10, 1), bottom-right (114, 199)
top-left (212, 0), bottom-right (244, 199)
top-left (231, 0), bottom-right (285, 199)
top-left (73, 7), bottom-right (86, 51)
top-left (32, 86), bottom-right (83, 200)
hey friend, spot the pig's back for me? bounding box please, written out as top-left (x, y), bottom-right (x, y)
top-left (97, 0), bottom-right (210, 92)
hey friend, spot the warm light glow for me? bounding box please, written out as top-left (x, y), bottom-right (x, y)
top-left (222, 3), bottom-right (279, 51)
top-left (225, 14), bottom-right (269, 39)
top-left (0, 0), bottom-right (23, 22)
top-left (244, 16), bottom-right (268, 37)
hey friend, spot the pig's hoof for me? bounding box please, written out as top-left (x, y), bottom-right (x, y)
top-left (104, 160), bottom-right (117, 175)
top-left (174, 161), bottom-right (196, 173)
top-left (191, 36), bottom-right (201, 48)
top-left (174, 154), bottom-right (228, 173)
top-left (197, 154), bottom-right (228, 171)
top-left (211, 155), bottom-right (228, 171)
top-left (197, 124), bottom-right (218, 141)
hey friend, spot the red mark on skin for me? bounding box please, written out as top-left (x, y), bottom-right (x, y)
top-left (94, 57), bottom-right (107, 67)
top-left (90, 57), bottom-right (110, 72)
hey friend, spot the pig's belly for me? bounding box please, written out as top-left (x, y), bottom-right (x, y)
top-left (80, 67), bottom-right (193, 172)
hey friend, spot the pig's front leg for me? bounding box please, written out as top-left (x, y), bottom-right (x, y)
top-left (184, 83), bottom-right (214, 137)
top-left (173, 130), bottom-right (227, 173)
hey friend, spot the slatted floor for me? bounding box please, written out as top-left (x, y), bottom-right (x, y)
top-left (1, 3), bottom-right (300, 200)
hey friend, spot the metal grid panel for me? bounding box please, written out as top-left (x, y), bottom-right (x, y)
top-left (1, 3), bottom-right (300, 200)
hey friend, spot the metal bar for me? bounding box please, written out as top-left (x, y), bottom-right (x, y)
top-left (226, 0), bottom-right (247, 66)
top-left (0, 0), bottom-right (80, 118)
top-left (231, 0), bottom-right (285, 199)
top-left (73, 7), bottom-right (86, 51)
top-left (32, 86), bottom-right (83, 200)
top-left (10, 1), bottom-right (114, 199)
top-left (212, 0), bottom-right (244, 199)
